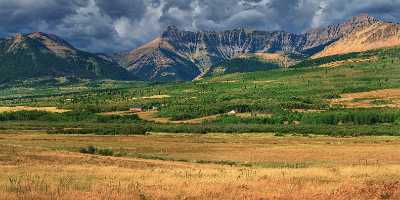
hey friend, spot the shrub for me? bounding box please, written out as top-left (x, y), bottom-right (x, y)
top-left (79, 146), bottom-right (117, 157)
top-left (0, 110), bottom-right (140, 123)
top-left (93, 125), bottom-right (149, 135)
top-left (302, 109), bottom-right (400, 125)
top-left (341, 86), bottom-right (372, 94)
top-left (322, 93), bottom-right (341, 99)
top-left (79, 145), bottom-right (97, 154)
top-left (274, 133), bottom-right (285, 137)
top-left (48, 125), bottom-right (149, 136)
top-left (97, 148), bottom-right (114, 156)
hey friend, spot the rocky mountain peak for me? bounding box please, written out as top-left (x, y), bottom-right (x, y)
top-left (6, 33), bottom-right (28, 52)
top-left (348, 13), bottom-right (379, 24)
top-left (313, 14), bottom-right (400, 58)
top-left (14, 33), bottom-right (24, 41)
top-left (27, 32), bottom-right (76, 56)
top-left (302, 13), bottom-right (382, 53)
top-left (162, 25), bottom-right (180, 38)
top-left (27, 32), bottom-right (74, 48)
top-left (342, 13), bottom-right (380, 29)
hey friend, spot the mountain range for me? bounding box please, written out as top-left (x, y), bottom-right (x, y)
top-left (1, 14), bottom-right (399, 82)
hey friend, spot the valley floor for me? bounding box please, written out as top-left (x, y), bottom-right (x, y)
top-left (1, 132), bottom-right (400, 199)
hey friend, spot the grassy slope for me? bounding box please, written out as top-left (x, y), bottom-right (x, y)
top-left (205, 56), bottom-right (280, 76)
top-left (1, 46), bottom-right (400, 135)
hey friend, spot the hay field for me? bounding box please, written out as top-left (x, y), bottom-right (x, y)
top-left (1, 132), bottom-right (400, 200)
top-left (0, 106), bottom-right (69, 113)
top-left (331, 88), bottom-right (400, 108)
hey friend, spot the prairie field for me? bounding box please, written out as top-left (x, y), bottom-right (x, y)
top-left (1, 132), bottom-right (400, 200)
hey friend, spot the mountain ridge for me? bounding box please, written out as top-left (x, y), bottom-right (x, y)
top-left (120, 14), bottom-right (392, 81)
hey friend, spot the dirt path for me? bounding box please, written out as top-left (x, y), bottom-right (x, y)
top-left (136, 111), bottom-right (274, 124)
top-left (173, 114), bottom-right (221, 124)
top-left (136, 111), bottom-right (171, 124)
top-left (136, 111), bottom-right (221, 124)
top-left (98, 111), bottom-right (134, 116)
top-left (129, 95), bottom-right (170, 101)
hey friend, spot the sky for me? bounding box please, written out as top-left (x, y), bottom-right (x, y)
top-left (0, 0), bottom-right (399, 53)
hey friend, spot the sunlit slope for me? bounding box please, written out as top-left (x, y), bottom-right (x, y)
top-left (313, 21), bottom-right (400, 58)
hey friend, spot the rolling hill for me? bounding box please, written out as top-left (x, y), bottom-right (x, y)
top-left (0, 32), bottom-right (134, 83)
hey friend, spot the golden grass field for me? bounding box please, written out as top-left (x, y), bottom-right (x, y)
top-left (1, 132), bottom-right (400, 200)
top-left (331, 88), bottom-right (400, 108)
top-left (0, 106), bottom-right (70, 113)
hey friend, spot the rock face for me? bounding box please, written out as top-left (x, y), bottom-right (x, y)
top-left (303, 14), bottom-right (380, 54)
top-left (122, 14), bottom-right (389, 81)
top-left (121, 37), bottom-right (200, 81)
top-left (313, 20), bottom-right (400, 58)
top-left (124, 27), bottom-right (307, 81)
top-left (0, 32), bottom-right (134, 83)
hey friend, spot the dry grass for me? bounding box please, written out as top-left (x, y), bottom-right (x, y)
top-left (313, 22), bottom-right (400, 58)
top-left (129, 95), bottom-right (170, 101)
top-left (0, 106), bottom-right (70, 113)
top-left (173, 114), bottom-right (221, 124)
top-left (331, 88), bottom-right (400, 108)
top-left (1, 133), bottom-right (400, 166)
top-left (1, 132), bottom-right (400, 199)
top-left (233, 112), bottom-right (273, 118)
top-left (136, 111), bottom-right (171, 124)
top-left (252, 80), bottom-right (276, 84)
top-left (319, 57), bottom-right (378, 68)
top-left (98, 111), bottom-right (136, 116)
top-left (253, 53), bottom-right (295, 67)
top-left (291, 109), bottom-right (325, 113)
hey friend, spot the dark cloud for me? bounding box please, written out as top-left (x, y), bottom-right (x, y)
top-left (0, 0), bottom-right (399, 53)
top-left (95, 0), bottom-right (146, 19)
top-left (0, 0), bottom-right (86, 34)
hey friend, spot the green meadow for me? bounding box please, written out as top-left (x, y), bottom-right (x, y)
top-left (1, 47), bottom-right (400, 136)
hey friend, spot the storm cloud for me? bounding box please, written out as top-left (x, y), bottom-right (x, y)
top-left (0, 0), bottom-right (398, 53)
